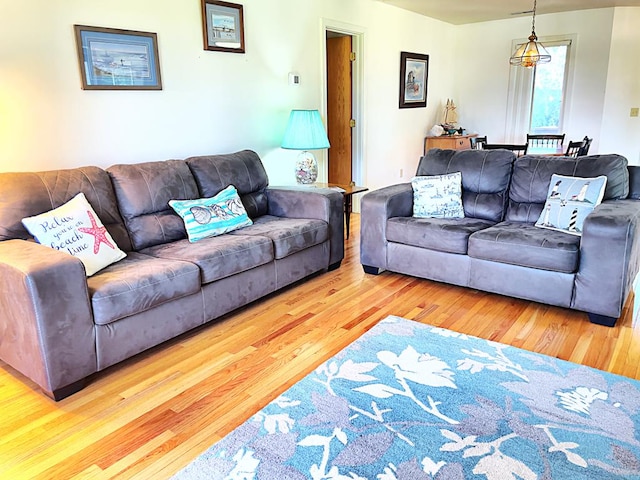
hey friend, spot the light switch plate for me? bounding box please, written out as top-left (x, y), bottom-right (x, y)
top-left (288, 72), bottom-right (300, 86)
top-left (631, 107), bottom-right (639, 117)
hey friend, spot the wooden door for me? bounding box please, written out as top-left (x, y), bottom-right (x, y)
top-left (326, 35), bottom-right (353, 185)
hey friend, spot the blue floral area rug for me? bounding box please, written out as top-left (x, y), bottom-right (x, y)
top-left (172, 315), bottom-right (640, 479)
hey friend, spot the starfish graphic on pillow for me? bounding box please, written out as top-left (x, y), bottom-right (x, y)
top-left (78, 210), bottom-right (115, 254)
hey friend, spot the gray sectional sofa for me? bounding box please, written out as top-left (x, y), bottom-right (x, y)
top-left (361, 148), bottom-right (640, 327)
top-left (0, 150), bottom-right (344, 400)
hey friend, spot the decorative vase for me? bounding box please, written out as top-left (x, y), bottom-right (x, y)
top-left (295, 151), bottom-right (318, 184)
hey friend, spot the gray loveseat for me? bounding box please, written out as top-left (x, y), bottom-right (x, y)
top-left (0, 150), bottom-right (344, 400)
top-left (361, 148), bottom-right (640, 327)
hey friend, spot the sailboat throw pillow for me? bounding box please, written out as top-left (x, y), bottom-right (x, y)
top-left (412, 172), bottom-right (465, 219)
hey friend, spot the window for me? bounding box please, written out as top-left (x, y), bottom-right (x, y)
top-left (529, 43), bottom-right (570, 134)
top-left (505, 37), bottom-right (573, 141)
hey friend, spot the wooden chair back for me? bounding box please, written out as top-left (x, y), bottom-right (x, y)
top-left (470, 136), bottom-right (487, 150)
top-left (526, 134), bottom-right (565, 148)
top-left (578, 136), bottom-right (593, 156)
top-left (565, 140), bottom-right (584, 157)
top-left (484, 143), bottom-right (528, 157)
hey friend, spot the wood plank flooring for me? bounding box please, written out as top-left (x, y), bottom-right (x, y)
top-left (1, 214), bottom-right (639, 479)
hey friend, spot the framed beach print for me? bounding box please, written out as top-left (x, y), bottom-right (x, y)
top-left (74, 25), bottom-right (162, 90)
top-left (399, 51), bottom-right (429, 108)
top-left (201, 0), bottom-right (245, 53)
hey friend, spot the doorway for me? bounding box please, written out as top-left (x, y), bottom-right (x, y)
top-left (326, 32), bottom-right (353, 186)
top-left (322, 21), bottom-right (363, 192)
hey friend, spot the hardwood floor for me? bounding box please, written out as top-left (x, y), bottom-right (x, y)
top-left (1, 214), bottom-right (639, 479)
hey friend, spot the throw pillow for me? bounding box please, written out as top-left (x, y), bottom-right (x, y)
top-left (412, 172), bottom-right (464, 218)
top-left (535, 174), bottom-right (607, 236)
top-left (169, 185), bottom-right (253, 242)
top-left (21, 192), bottom-right (127, 276)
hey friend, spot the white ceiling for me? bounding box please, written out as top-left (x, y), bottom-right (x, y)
top-left (377, 0), bottom-right (640, 24)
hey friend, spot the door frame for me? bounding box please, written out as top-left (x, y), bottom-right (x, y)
top-left (320, 19), bottom-right (365, 189)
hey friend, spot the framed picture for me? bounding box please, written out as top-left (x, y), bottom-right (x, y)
top-left (201, 0), bottom-right (245, 53)
top-left (74, 25), bottom-right (162, 90)
top-left (399, 51), bottom-right (429, 109)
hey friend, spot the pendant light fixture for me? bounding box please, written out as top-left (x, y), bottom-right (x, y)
top-left (509, 0), bottom-right (551, 68)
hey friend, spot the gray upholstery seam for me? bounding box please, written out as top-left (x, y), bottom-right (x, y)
top-left (37, 173), bottom-right (54, 207)
top-left (199, 289), bottom-right (206, 324)
top-left (261, 225), bottom-right (326, 241)
top-left (198, 241), bottom-right (272, 259)
top-left (478, 156), bottom-right (487, 193)
top-left (92, 269), bottom-right (198, 300)
top-left (241, 156), bottom-right (254, 191)
top-left (527, 159), bottom-right (539, 203)
top-left (80, 169), bottom-right (103, 216)
top-left (212, 162), bottom-right (225, 193)
top-left (473, 233), bottom-right (578, 252)
top-left (136, 166), bottom-right (156, 212)
top-left (468, 253), bottom-right (576, 274)
top-left (615, 221), bottom-right (632, 306)
top-left (176, 163), bottom-right (191, 198)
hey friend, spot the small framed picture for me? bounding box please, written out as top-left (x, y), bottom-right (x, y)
top-left (74, 25), bottom-right (162, 90)
top-left (399, 51), bottom-right (429, 109)
top-left (201, 0), bottom-right (245, 53)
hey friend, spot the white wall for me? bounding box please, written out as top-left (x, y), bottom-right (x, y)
top-left (600, 7), bottom-right (640, 163)
top-left (453, 8), bottom-right (615, 156)
top-left (0, 0), bottom-right (455, 190)
top-left (0, 0), bottom-right (332, 177)
top-left (1, 1), bottom-right (638, 189)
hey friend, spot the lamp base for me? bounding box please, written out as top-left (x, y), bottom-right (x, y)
top-left (295, 151), bottom-right (318, 184)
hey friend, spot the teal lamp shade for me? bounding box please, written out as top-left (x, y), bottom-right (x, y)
top-left (281, 110), bottom-right (330, 184)
top-left (281, 110), bottom-right (330, 150)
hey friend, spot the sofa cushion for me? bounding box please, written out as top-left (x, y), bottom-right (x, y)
top-left (21, 192), bottom-right (127, 276)
top-left (507, 154), bottom-right (628, 223)
top-left (108, 160), bottom-right (200, 251)
top-left (468, 221), bottom-right (581, 273)
top-left (88, 252), bottom-right (201, 326)
top-left (186, 150), bottom-right (269, 219)
top-left (169, 185), bottom-right (253, 242)
top-left (411, 173), bottom-right (464, 218)
top-left (416, 149), bottom-right (515, 223)
top-left (387, 216), bottom-right (496, 254)
top-left (535, 174), bottom-right (607, 236)
top-left (229, 215), bottom-right (328, 259)
top-left (141, 234), bottom-right (273, 284)
top-left (0, 166), bottom-right (131, 250)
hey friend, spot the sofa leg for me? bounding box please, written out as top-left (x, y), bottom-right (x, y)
top-left (587, 313), bottom-right (618, 327)
top-left (46, 378), bottom-right (87, 401)
top-left (363, 265), bottom-right (383, 275)
top-left (328, 261), bottom-right (342, 271)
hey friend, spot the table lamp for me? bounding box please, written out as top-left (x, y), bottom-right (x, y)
top-left (281, 109), bottom-right (330, 184)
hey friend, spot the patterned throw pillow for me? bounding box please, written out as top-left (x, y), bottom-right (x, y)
top-left (412, 172), bottom-right (464, 218)
top-left (21, 192), bottom-right (127, 276)
top-left (535, 174), bottom-right (607, 236)
top-left (169, 185), bottom-right (253, 242)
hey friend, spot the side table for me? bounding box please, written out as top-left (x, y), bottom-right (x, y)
top-left (322, 183), bottom-right (368, 239)
top-left (272, 183), bottom-right (368, 239)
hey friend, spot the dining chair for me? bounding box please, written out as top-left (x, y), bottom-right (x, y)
top-left (470, 136), bottom-right (487, 149)
top-left (484, 143), bottom-right (528, 157)
top-left (526, 134), bottom-right (565, 149)
top-left (578, 136), bottom-right (593, 156)
top-left (565, 140), bottom-right (584, 157)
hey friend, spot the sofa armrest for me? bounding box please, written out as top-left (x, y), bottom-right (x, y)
top-left (360, 183), bottom-right (413, 271)
top-left (266, 187), bottom-right (344, 267)
top-left (573, 199), bottom-right (640, 320)
top-left (0, 240), bottom-right (96, 399)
